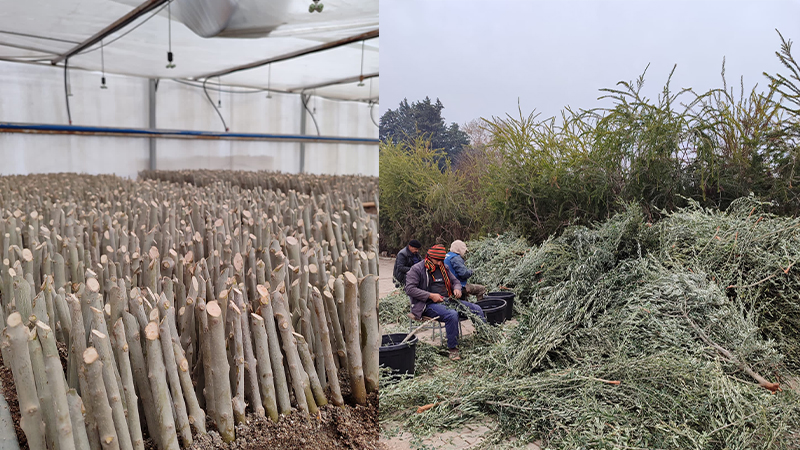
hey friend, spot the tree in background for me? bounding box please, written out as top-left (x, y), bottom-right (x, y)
top-left (461, 119), bottom-right (492, 152)
top-left (380, 97), bottom-right (470, 166)
top-left (378, 34), bottom-right (800, 253)
top-left (379, 137), bottom-right (484, 253)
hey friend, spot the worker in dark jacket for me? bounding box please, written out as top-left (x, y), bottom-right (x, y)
top-left (444, 240), bottom-right (486, 300)
top-left (393, 239), bottom-right (422, 287)
top-left (405, 244), bottom-right (485, 361)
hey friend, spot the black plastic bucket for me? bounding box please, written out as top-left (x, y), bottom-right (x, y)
top-left (476, 298), bottom-right (507, 325)
top-left (380, 333), bottom-right (418, 377)
top-left (486, 291), bottom-right (515, 320)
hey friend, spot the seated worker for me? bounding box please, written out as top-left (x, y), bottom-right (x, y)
top-left (444, 240), bottom-right (486, 301)
top-left (405, 244), bottom-right (485, 361)
top-left (393, 239), bottom-right (422, 287)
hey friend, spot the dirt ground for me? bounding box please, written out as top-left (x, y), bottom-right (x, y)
top-left (189, 390), bottom-right (379, 450)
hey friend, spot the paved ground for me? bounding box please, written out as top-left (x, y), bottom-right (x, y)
top-left (381, 421), bottom-right (541, 450)
top-left (379, 256), bottom-right (398, 299)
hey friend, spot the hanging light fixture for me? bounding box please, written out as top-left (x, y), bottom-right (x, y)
top-left (166, 0), bottom-right (176, 68)
top-left (357, 40), bottom-right (366, 87)
top-left (309, 0), bottom-right (323, 13)
top-left (266, 63), bottom-right (273, 99)
top-left (100, 40), bottom-right (108, 89)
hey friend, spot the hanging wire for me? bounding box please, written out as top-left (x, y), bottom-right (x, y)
top-left (63, 59), bottom-right (73, 124)
top-left (301, 92), bottom-right (321, 136)
top-left (203, 77), bottom-right (229, 131)
top-left (358, 40), bottom-right (366, 86)
top-left (100, 40), bottom-right (108, 89)
top-left (77, 3), bottom-right (169, 56)
top-left (218, 76), bottom-right (223, 108)
top-left (266, 64), bottom-right (273, 99)
top-left (66, 62), bottom-right (73, 97)
top-left (173, 78), bottom-right (370, 103)
top-left (166, 0), bottom-right (175, 68)
top-left (368, 78), bottom-right (378, 127)
top-left (369, 102), bottom-right (379, 128)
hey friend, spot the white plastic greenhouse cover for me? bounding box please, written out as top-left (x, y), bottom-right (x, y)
top-left (0, 0), bottom-right (378, 102)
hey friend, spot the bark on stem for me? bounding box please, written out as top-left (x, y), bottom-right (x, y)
top-left (310, 287), bottom-right (343, 406)
top-left (293, 333), bottom-right (328, 408)
top-left (143, 322), bottom-right (180, 450)
top-left (205, 301), bottom-right (235, 443)
top-left (90, 330), bottom-right (133, 450)
top-left (66, 389), bottom-right (91, 450)
top-left (359, 274), bottom-right (380, 393)
top-left (271, 291), bottom-right (316, 415)
top-left (121, 312), bottom-right (159, 450)
top-left (110, 319), bottom-right (144, 450)
top-left (36, 321), bottom-right (76, 450)
top-left (3, 312), bottom-right (46, 450)
top-left (249, 313), bottom-right (280, 421)
top-left (81, 347), bottom-right (120, 450)
top-left (256, 285), bottom-right (291, 415)
top-left (171, 339), bottom-right (206, 434)
top-left (343, 272), bottom-right (367, 405)
top-left (157, 319), bottom-right (192, 447)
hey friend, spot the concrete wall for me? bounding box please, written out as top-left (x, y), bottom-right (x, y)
top-left (0, 61), bottom-right (379, 177)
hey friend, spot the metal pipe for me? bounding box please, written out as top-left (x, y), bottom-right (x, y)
top-left (0, 122), bottom-right (378, 145)
top-left (197, 29), bottom-right (379, 80)
top-left (289, 72), bottom-right (378, 93)
top-left (51, 0), bottom-right (169, 65)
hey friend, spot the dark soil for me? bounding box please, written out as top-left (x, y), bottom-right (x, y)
top-left (2, 343), bottom-right (379, 450)
top-left (0, 340), bottom-right (68, 448)
top-left (189, 392), bottom-right (379, 450)
top-left (0, 349), bottom-right (25, 449)
top-left (189, 370), bottom-right (379, 450)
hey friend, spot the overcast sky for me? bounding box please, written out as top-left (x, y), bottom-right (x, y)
top-left (380, 0), bottom-right (800, 127)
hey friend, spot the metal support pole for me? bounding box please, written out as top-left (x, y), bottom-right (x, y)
top-left (148, 78), bottom-right (157, 171)
top-left (299, 94), bottom-right (307, 174)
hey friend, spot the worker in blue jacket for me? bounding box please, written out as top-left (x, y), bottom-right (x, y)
top-left (444, 240), bottom-right (486, 301)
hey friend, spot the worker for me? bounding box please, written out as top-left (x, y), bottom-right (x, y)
top-left (405, 244), bottom-right (485, 361)
top-left (393, 239), bottom-right (422, 287)
top-left (444, 240), bottom-right (486, 301)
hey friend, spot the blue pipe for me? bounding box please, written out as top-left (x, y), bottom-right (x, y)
top-left (0, 122), bottom-right (379, 145)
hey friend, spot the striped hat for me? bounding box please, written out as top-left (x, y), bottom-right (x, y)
top-left (426, 244), bottom-right (447, 260)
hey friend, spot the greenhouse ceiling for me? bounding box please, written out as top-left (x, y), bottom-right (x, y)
top-left (0, 0), bottom-right (379, 102)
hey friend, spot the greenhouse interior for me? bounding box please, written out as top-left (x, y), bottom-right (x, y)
top-left (0, 0), bottom-right (379, 177)
top-left (0, 1), bottom-right (381, 449)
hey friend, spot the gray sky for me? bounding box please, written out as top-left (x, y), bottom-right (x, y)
top-left (380, 0), bottom-right (800, 127)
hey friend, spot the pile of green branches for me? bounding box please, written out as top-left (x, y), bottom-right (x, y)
top-left (379, 291), bottom-right (412, 326)
top-left (380, 199), bottom-right (800, 449)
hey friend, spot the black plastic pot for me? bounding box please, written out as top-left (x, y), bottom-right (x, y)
top-left (380, 333), bottom-right (418, 377)
top-left (476, 298), bottom-right (507, 325)
top-left (486, 291), bottom-right (515, 320)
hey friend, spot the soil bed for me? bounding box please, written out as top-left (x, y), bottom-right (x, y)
top-left (1, 350), bottom-right (379, 450)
